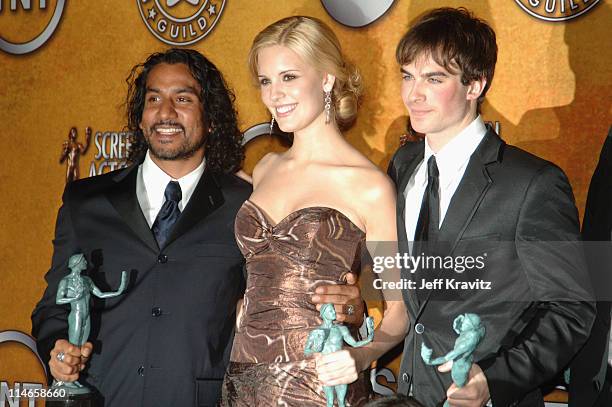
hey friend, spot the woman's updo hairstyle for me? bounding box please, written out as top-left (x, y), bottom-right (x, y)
top-left (248, 16), bottom-right (362, 130)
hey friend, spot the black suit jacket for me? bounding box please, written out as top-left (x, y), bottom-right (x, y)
top-left (569, 127), bottom-right (612, 407)
top-left (31, 162), bottom-right (251, 406)
top-left (388, 129), bottom-right (595, 407)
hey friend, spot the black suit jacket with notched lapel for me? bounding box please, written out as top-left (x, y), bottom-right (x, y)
top-left (569, 127), bottom-right (612, 407)
top-left (32, 161), bottom-right (251, 407)
top-left (388, 129), bottom-right (596, 407)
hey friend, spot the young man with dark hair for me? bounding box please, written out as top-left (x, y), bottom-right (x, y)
top-left (388, 8), bottom-right (595, 407)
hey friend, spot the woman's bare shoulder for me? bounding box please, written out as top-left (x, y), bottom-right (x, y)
top-left (346, 165), bottom-right (395, 203)
top-left (335, 147), bottom-right (393, 192)
top-left (323, 159), bottom-right (395, 223)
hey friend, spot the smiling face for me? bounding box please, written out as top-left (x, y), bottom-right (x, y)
top-left (400, 54), bottom-right (484, 145)
top-left (139, 63), bottom-right (206, 165)
top-left (256, 45), bottom-right (331, 134)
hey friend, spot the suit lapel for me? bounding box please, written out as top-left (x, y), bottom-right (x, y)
top-left (416, 130), bottom-right (504, 319)
top-left (436, 130), bottom-right (503, 253)
top-left (392, 142), bottom-right (425, 316)
top-left (164, 170), bottom-right (224, 248)
top-left (106, 164), bottom-right (159, 252)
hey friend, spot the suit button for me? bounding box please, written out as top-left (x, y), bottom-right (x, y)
top-left (415, 323), bottom-right (424, 334)
top-left (157, 254), bottom-right (168, 263)
top-left (402, 372), bottom-right (410, 383)
top-left (152, 307), bottom-right (162, 317)
top-left (137, 366), bottom-right (145, 376)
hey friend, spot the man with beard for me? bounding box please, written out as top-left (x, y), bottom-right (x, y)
top-left (32, 49), bottom-right (364, 406)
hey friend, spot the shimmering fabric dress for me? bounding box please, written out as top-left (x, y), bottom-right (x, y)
top-left (221, 200), bottom-right (371, 406)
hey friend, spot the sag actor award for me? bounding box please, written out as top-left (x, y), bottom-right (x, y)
top-left (48, 254), bottom-right (127, 407)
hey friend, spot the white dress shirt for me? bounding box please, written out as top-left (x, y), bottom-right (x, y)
top-left (136, 151), bottom-right (206, 227)
top-left (404, 116), bottom-right (487, 247)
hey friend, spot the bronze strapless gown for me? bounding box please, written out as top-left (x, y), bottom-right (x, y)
top-left (221, 200), bottom-right (371, 406)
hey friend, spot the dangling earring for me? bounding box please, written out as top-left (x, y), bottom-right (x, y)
top-left (269, 115), bottom-right (275, 135)
top-left (324, 90), bottom-right (332, 124)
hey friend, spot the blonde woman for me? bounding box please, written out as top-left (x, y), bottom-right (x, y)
top-left (222, 16), bottom-right (408, 406)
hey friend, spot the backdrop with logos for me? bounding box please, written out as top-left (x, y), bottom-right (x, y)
top-left (1, 0), bottom-right (610, 403)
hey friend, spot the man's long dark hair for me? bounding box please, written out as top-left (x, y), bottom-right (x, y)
top-left (125, 48), bottom-right (244, 173)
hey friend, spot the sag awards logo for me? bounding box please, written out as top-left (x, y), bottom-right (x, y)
top-left (0, 0), bottom-right (65, 55)
top-left (137, 0), bottom-right (226, 46)
top-left (59, 127), bottom-right (131, 183)
top-left (514, 0), bottom-right (600, 21)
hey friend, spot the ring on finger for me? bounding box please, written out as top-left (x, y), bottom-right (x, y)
top-left (56, 352), bottom-right (66, 362)
top-left (346, 304), bottom-right (355, 316)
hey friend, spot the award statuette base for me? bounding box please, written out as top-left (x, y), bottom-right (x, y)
top-left (46, 380), bottom-right (98, 407)
top-left (46, 392), bottom-right (96, 407)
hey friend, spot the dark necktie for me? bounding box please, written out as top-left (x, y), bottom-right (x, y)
top-left (413, 155), bottom-right (440, 256)
top-left (152, 181), bottom-right (182, 248)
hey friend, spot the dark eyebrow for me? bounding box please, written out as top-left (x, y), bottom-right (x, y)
top-left (400, 67), bottom-right (411, 75)
top-left (174, 86), bottom-right (199, 95)
top-left (145, 86), bottom-right (199, 94)
top-left (423, 71), bottom-right (448, 78)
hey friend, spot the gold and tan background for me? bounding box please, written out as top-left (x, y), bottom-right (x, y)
top-left (1, 0), bottom-right (610, 402)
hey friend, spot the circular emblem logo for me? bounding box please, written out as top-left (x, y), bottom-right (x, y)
top-left (321, 0), bottom-right (395, 28)
top-left (0, 0), bottom-right (65, 55)
top-left (514, 0), bottom-right (600, 22)
top-left (137, 0), bottom-right (226, 46)
top-left (0, 330), bottom-right (46, 375)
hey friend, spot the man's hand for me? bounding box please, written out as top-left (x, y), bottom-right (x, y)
top-left (438, 362), bottom-right (490, 407)
top-left (49, 339), bottom-right (92, 382)
top-left (311, 272), bottom-right (364, 325)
